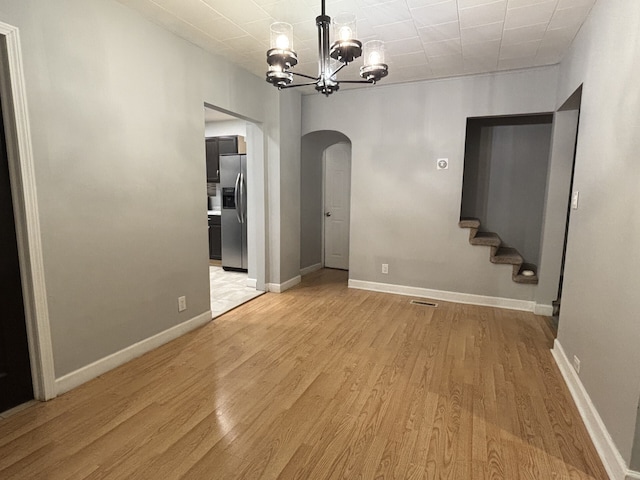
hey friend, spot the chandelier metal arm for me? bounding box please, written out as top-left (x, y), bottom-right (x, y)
top-left (278, 81), bottom-right (320, 89)
top-left (336, 79), bottom-right (376, 84)
top-left (290, 71), bottom-right (320, 81)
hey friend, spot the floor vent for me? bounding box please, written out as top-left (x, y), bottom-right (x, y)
top-left (410, 300), bottom-right (438, 307)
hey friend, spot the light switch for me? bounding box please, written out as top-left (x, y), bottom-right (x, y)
top-left (571, 191), bottom-right (579, 210)
top-left (437, 158), bottom-right (448, 170)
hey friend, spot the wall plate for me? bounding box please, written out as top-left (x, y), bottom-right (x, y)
top-left (437, 158), bottom-right (449, 170)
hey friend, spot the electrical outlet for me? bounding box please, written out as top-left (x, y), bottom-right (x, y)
top-left (437, 158), bottom-right (449, 170)
top-left (382, 263), bottom-right (388, 274)
top-left (573, 355), bottom-right (581, 373)
top-left (178, 296), bottom-right (187, 312)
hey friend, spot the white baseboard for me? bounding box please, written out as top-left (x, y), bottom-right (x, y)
top-left (267, 275), bottom-right (301, 293)
top-left (627, 470), bottom-right (640, 480)
top-left (246, 277), bottom-right (257, 288)
top-left (552, 340), bottom-right (632, 480)
top-left (534, 303), bottom-right (554, 316)
top-left (300, 263), bottom-right (322, 276)
top-left (55, 311), bottom-right (212, 396)
top-left (348, 279), bottom-right (535, 312)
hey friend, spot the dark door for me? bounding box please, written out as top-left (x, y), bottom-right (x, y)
top-left (0, 92), bottom-right (33, 412)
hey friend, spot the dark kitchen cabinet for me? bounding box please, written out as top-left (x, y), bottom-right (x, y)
top-left (206, 136), bottom-right (239, 183)
top-left (208, 215), bottom-right (221, 260)
top-left (205, 138), bottom-right (220, 183)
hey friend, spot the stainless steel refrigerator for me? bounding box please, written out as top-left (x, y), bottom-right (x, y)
top-left (220, 154), bottom-right (248, 272)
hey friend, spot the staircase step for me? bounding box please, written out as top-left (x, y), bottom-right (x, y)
top-left (470, 231), bottom-right (501, 247)
top-left (458, 217), bottom-right (480, 229)
top-left (490, 246), bottom-right (523, 266)
top-left (513, 263), bottom-right (538, 284)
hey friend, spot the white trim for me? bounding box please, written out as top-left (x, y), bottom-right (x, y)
top-left (348, 279), bottom-right (536, 312)
top-left (0, 22), bottom-right (56, 400)
top-left (246, 277), bottom-right (257, 289)
top-left (627, 470), bottom-right (640, 480)
top-left (300, 263), bottom-right (322, 276)
top-left (55, 311), bottom-right (212, 396)
top-left (552, 340), bottom-right (631, 480)
top-left (267, 275), bottom-right (301, 293)
top-left (534, 304), bottom-right (554, 316)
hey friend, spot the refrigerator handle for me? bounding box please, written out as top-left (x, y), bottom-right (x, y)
top-left (240, 173), bottom-right (246, 224)
top-left (234, 173), bottom-right (242, 223)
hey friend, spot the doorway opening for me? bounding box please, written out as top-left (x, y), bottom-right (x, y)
top-left (0, 86), bottom-right (33, 412)
top-left (203, 105), bottom-right (265, 318)
top-left (300, 130), bottom-right (352, 276)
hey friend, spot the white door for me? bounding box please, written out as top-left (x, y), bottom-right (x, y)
top-left (323, 143), bottom-right (351, 270)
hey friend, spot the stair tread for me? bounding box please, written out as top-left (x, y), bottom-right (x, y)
top-left (513, 263), bottom-right (538, 284)
top-left (491, 246), bottom-right (524, 265)
top-left (470, 231), bottom-right (501, 246)
top-left (459, 217), bottom-right (480, 229)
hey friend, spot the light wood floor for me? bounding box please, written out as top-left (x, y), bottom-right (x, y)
top-left (0, 269), bottom-right (607, 479)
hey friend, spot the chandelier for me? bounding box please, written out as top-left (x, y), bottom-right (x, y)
top-left (265, 0), bottom-right (389, 96)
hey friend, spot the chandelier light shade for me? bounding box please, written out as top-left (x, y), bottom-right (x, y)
top-left (265, 0), bottom-right (389, 96)
top-left (361, 40), bottom-right (388, 82)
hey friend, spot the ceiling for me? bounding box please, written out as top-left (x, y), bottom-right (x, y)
top-left (118, 0), bottom-right (596, 90)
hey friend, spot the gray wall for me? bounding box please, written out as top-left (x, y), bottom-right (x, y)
top-left (277, 90), bottom-right (302, 283)
top-left (535, 108), bottom-right (580, 309)
top-left (300, 130), bottom-right (350, 270)
top-left (486, 124), bottom-right (552, 265)
top-left (554, 0), bottom-right (640, 467)
top-left (0, 0), bottom-right (287, 377)
top-left (302, 67), bottom-right (558, 301)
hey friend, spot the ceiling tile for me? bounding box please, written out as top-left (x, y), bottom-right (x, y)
top-left (556, 0), bottom-right (594, 8)
top-left (498, 55), bottom-right (538, 70)
top-left (259, 0), bottom-right (315, 24)
top-left (459, 0), bottom-right (505, 7)
top-left (428, 52), bottom-right (463, 67)
top-left (459, 1), bottom-right (507, 29)
top-left (384, 35), bottom-right (425, 55)
top-left (506, 0), bottom-right (557, 8)
top-left (406, 0), bottom-right (454, 7)
top-left (460, 21), bottom-right (503, 44)
top-left (499, 39), bottom-right (540, 59)
top-left (241, 17), bottom-right (276, 43)
top-left (424, 38), bottom-right (462, 57)
top-left (417, 21), bottom-right (460, 43)
top-left (463, 38), bottom-right (500, 56)
top-left (156, 0), bottom-right (222, 29)
top-left (362, 0), bottom-right (412, 25)
top-left (373, 20), bottom-right (419, 41)
top-left (501, 22), bottom-right (547, 45)
top-left (202, 0), bottom-right (271, 24)
top-left (464, 55), bottom-right (499, 72)
top-left (200, 16), bottom-right (249, 40)
top-left (396, 63), bottom-right (434, 79)
top-left (504, 1), bottom-right (556, 29)
top-left (548, 5), bottom-right (592, 29)
top-left (410, 0), bottom-right (459, 27)
top-left (392, 50), bottom-right (429, 67)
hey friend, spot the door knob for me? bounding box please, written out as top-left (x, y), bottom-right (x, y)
top-left (325, 212), bottom-right (331, 217)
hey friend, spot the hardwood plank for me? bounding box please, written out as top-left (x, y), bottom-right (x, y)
top-left (0, 268), bottom-right (607, 479)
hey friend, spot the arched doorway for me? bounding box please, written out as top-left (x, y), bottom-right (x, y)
top-left (300, 130), bottom-right (352, 275)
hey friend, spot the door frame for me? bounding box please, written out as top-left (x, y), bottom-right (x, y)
top-left (204, 104), bottom-right (267, 292)
top-left (0, 22), bottom-right (56, 400)
top-left (321, 141), bottom-right (351, 270)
